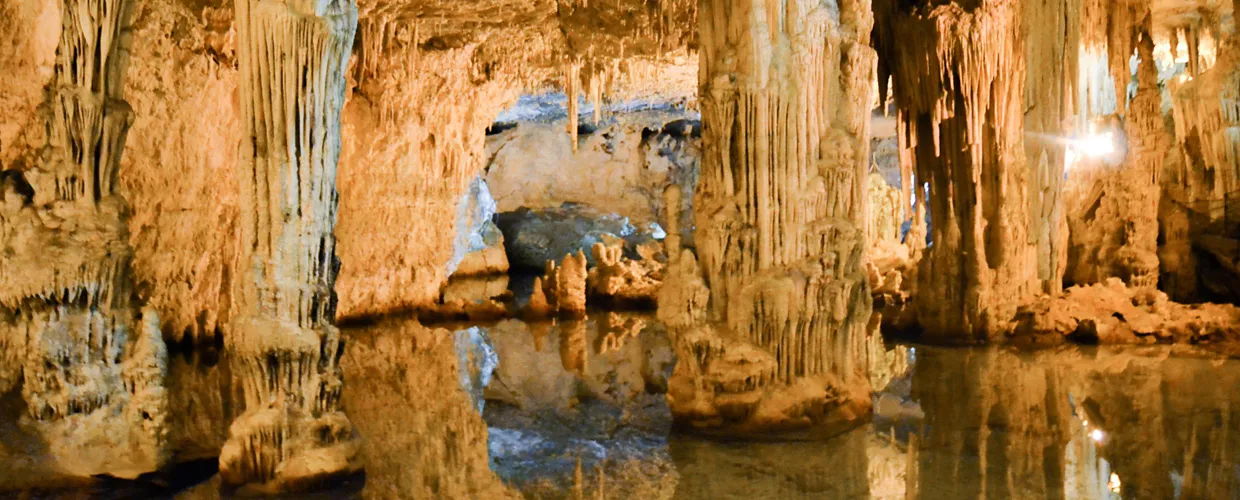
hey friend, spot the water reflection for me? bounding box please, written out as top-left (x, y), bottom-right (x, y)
top-left (2, 312), bottom-right (1240, 499)
top-left (905, 345), bottom-right (1240, 499)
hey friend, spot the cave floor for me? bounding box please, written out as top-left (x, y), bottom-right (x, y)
top-left (1, 312), bottom-right (1239, 498)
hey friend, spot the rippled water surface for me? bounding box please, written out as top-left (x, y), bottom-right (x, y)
top-left (3, 312), bottom-right (1239, 499)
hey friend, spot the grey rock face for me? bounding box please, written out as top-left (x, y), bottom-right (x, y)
top-left (496, 203), bottom-right (662, 271)
top-left (448, 176), bottom-right (502, 276)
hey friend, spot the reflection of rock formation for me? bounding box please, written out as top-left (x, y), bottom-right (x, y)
top-left (341, 319), bottom-right (514, 499)
top-left (904, 345), bottom-right (1240, 498)
top-left (0, 0), bottom-right (169, 478)
top-left (669, 428), bottom-right (871, 498)
top-left (482, 312), bottom-right (676, 497)
top-left (876, 0), bottom-right (1040, 340)
top-left (660, 0), bottom-right (877, 437)
top-left (217, 0), bottom-right (360, 490)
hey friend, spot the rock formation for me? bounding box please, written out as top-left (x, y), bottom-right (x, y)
top-left (1166, 27), bottom-right (1240, 302)
top-left (586, 241), bottom-right (664, 307)
top-left (0, 0), bottom-right (169, 478)
top-left (448, 176), bottom-right (510, 278)
top-left (484, 109), bottom-right (701, 245)
top-left (216, 0), bottom-right (360, 490)
top-left (876, 0), bottom-right (1042, 341)
top-left (659, 0), bottom-right (878, 437)
top-left (1065, 14), bottom-right (1168, 289)
top-left (527, 251), bottom-right (589, 318)
top-left (1009, 277), bottom-right (1240, 344)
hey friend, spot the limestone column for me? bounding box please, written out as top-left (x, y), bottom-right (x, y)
top-left (1024, 0), bottom-right (1080, 295)
top-left (0, 0), bottom-right (168, 478)
top-left (877, 0), bottom-right (1040, 341)
top-left (217, 0), bottom-right (360, 490)
top-left (660, 0), bottom-right (876, 437)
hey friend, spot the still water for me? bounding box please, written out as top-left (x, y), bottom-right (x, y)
top-left (1, 312), bottom-right (1238, 499)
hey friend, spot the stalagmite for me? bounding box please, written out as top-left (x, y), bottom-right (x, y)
top-left (526, 251), bottom-right (589, 318)
top-left (876, 0), bottom-right (1041, 340)
top-left (0, 0), bottom-right (168, 478)
top-left (659, 0), bottom-right (877, 436)
top-left (217, 0), bottom-right (360, 490)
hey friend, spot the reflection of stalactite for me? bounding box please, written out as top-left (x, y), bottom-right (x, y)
top-left (218, 0), bottom-right (360, 490)
top-left (876, 0), bottom-right (1038, 340)
top-left (659, 0), bottom-right (876, 436)
top-left (0, 0), bottom-right (168, 478)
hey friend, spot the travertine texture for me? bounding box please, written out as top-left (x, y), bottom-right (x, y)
top-left (877, 0), bottom-right (1040, 340)
top-left (217, 0), bottom-right (360, 489)
top-left (0, 0), bottom-right (169, 478)
top-left (660, 0), bottom-right (877, 437)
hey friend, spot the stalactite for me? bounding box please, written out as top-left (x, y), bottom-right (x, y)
top-left (566, 59), bottom-right (583, 154)
top-left (0, 0), bottom-right (168, 478)
top-left (218, 0), bottom-right (361, 490)
top-left (876, 0), bottom-right (1040, 340)
top-left (659, 0), bottom-right (877, 437)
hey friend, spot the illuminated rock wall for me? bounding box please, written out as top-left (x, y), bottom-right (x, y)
top-left (0, 0), bottom-right (169, 478)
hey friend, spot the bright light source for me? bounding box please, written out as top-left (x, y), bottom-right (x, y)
top-left (1108, 472), bottom-right (1122, 493)
top-left (1090, 428), bottom-right (1105, 443)
top-left (1078, 132), bottom-right (1115, 158)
